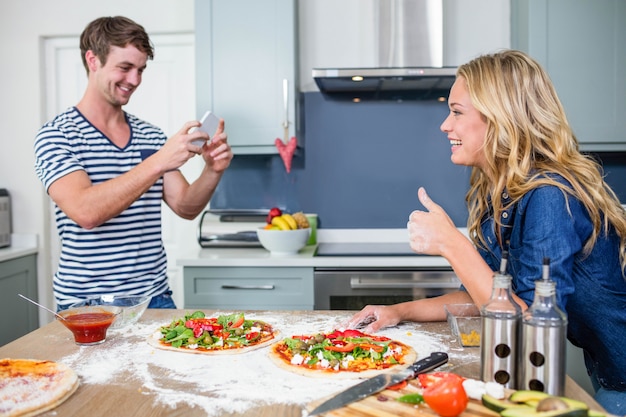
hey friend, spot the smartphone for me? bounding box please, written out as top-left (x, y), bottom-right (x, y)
top-left (192, 111), bottom-right (220, 147)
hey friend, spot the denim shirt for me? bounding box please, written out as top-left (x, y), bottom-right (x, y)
top-left (477, 178), bottom-right (626, 391)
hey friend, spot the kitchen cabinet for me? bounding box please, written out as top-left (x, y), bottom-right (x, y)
top-left (0, 254), bottom-right (38, 346)
top-left (194, 0), bottom-right (298, 155)
top-left (184, 266), bottom-right (314, 310)
top-left (511, 0), bottom-right (626, 151)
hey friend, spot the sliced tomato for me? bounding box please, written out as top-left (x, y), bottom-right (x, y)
top-left (342, 329), bottom-right (366, 338)
top-left (387, 380), bottom-right (408, 391)
top-left (324, 342), bottom-right (356, 352)
top-left (417, 371), bottom-right (454, 388)
top-left (245, 331), bottom-right (260, 341)
top-left (421, 373), bottom-right (468, 417)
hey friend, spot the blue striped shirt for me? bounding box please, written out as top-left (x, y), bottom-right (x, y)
top-left (34, 107), bottom-right (170, 307)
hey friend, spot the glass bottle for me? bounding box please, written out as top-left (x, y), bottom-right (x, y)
top-left (480, 251), bottom-right (522, 389)
top-left (520, 258), bottom-right (568, 396)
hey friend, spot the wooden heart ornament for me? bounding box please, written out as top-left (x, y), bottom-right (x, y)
top-left (275, 137), bottom-right (297, 173)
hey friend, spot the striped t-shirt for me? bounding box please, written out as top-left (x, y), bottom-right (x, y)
top-left (34, 107), bottom-right (170, 308)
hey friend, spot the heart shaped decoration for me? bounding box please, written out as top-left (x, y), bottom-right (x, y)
top-left (275, 137), bottom-right (297, 173)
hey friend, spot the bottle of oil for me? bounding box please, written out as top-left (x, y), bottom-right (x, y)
top-left (480, 251), bottom-right (522, 389)
top-left (520, 258), bottom-right (568, 395)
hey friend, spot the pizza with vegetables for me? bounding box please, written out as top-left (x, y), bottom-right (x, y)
top-left (0, 358), bottom-right (79, 417)
top-left (268, 329), bottom-right (417, 379)
top-left (148, 311), bottom-right (279, 355)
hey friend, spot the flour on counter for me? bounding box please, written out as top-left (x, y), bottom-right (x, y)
top-left (58, 312), bottom-right (453, 416)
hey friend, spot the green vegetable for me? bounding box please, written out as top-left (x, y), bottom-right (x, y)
top-left (397, 393), bottom-right (424, 404)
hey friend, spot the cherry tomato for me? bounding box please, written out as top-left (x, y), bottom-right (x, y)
top-left (421, 373), bottom-right (468, 417)
top-left (417, 371), bottom-right (453, 388)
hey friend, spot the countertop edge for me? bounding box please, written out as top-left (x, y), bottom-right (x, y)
top-left (0, 234), bottom-right (38, 263)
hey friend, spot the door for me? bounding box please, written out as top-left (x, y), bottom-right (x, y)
top-left (43, 33), bottom-right (198, 309)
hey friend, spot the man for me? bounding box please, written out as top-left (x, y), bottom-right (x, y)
top-left (34, 16), bottom-right (233, 310)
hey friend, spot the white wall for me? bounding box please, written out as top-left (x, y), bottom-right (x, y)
top-left (0, 0), bottom-right (194, 319)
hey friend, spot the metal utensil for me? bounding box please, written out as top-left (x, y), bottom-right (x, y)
top-left (307, 351), bottom-right (448, 416)
top-left (18, 293), bottom-right (66, 321)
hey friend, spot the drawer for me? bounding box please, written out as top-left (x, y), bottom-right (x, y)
top-left (184, 267), bottom-right (314, 310)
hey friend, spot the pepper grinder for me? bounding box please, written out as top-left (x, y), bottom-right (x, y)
top-left (520, 258), bottom-right (568, 396)
top-left (480, 251), bottom-right (522, 389)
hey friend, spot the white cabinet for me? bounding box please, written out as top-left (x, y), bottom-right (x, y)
top-left (0, 255), bottom-right (38, 345)
top-left (195, 0), bottom-right (298, 155)
top-left (512, 0), bottom-right (626, 151)
top-left (183, 266), bottom-right (314, 310)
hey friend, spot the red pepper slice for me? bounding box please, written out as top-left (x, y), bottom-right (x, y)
top-left (230, 316), bottom-right (245, 328)
top-left (358, 342), bottom-right (385, 352)
top-left (324, 342), bottom-right (356, 352)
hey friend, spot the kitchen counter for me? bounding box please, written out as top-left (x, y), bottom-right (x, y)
top-left (0, 309), bottom-right (604, 417)
top-left (178, 228), bottom-right (454, 268)
top-left (0, 233), bottom-right (37, 262)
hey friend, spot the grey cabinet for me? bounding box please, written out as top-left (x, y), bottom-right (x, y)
top-left (195, 0), bottom-right (298, 155)
top-left (0, 254), bottom-right (38, 346)
top-left (511, 0), bottom-right (626, 151)
top-left (184, 266), bottom-right (314, 310)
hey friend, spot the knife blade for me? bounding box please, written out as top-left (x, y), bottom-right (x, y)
top-left (307, 351), bottom-right (448, 416)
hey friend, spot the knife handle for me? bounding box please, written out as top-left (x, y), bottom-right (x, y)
top-left (408, 351), bottom-right (449, 378)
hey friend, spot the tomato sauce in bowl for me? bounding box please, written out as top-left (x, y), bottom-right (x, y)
top-left (58, 307), bottom-right (120, 345)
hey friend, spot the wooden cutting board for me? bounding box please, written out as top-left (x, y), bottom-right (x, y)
top-left (307, 384), bottom-right (501, 417)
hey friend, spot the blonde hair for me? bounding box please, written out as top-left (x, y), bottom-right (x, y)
top-left (458, 50), bottom-right (626, 275)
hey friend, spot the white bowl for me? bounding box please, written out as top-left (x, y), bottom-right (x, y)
top-left (70, 294), bottom-right (151, 329)
top-left (256, 227), bottom-right (310, 255)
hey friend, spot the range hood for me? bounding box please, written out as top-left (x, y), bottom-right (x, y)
top-left (312, 0), bottom-right (456, 101)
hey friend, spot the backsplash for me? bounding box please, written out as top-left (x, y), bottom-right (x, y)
top-left (210, 92), bottom-right (471, 229)
top-left (210, 92), bottom-right (626, 228)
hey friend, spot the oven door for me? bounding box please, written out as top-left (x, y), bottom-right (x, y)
top-left (314, 268), bottom-right (461, 310)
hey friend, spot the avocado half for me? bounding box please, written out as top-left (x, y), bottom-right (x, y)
top-left (482, 390), bottom-right (600, 417)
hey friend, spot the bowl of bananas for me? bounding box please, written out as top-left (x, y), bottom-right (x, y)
top-left (257, 210), bottom-right (311, 255)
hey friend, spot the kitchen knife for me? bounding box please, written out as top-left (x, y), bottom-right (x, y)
top-left (307, 351), bottom-right (448, 416)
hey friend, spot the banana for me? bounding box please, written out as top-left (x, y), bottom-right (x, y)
top-left (281, 213), bottom-right (298, 230)
top-left (271, 215), bottom-right (291, 230)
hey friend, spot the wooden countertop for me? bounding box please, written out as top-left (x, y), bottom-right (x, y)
top-left (0, 309), bottom-right (604, 417)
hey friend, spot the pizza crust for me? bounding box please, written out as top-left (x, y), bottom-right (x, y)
top-left (147, 329), bottom-right (281, 355)
top-left (0, 358), bottom-right (79, 417)
top-left (268, 339), bottom-right (418, 379)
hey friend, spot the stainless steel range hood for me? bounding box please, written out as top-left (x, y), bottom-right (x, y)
top-left (312, 0), bottom-right (457, 101)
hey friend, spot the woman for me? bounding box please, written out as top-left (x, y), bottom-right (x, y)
top-left (346, 50), bottom-right (626, 414)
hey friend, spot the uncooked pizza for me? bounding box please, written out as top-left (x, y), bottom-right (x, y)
top-left (148, 311), bottom-right (279, 355)
top-left (0, 358), bottom-right (79, 417)
top-left (268, 329), bottom-right (417, 379)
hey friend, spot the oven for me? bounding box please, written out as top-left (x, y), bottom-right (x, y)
top-left (313, 268), bottom-right (461, 310)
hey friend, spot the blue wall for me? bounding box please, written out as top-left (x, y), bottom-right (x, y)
top-left (210, 92), bottom-right (626, 229)
top-left (210, 92), bottom-right (471, 228)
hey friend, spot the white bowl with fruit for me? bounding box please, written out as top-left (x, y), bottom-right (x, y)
top-left (257, 209), bottom-right (311, 255)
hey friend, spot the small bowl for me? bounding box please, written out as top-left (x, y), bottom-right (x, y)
top-left (70, 295), bottom-right (151, 329)
top-left (444, 303), bottom-right (481, 347)
top-left (58, 305), bottom-right (121, 346)
top-left (256, 227), bottom-right (310, 255)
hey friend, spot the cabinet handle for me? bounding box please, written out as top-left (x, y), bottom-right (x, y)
top-left (221, 284), bottom-right (275, 290)
top-left (350, 277), bottom-right (459, 289)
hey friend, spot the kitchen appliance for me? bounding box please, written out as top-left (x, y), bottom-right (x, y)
top-left (314, 267), bottom-right (460, 310)
top-left (314, 241), bottom-right (461, 310)
top-left (312, 0), bottom-right (457, 100)
top-left (0, 189), bottom-right (11, 248)
top-left (197, 210), bottom-right (262, 248)
top-left (308, 351), bottom-right (448, 416)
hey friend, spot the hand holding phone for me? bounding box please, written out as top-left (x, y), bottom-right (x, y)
top-left (192, 111), bottom-right (220, 147)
